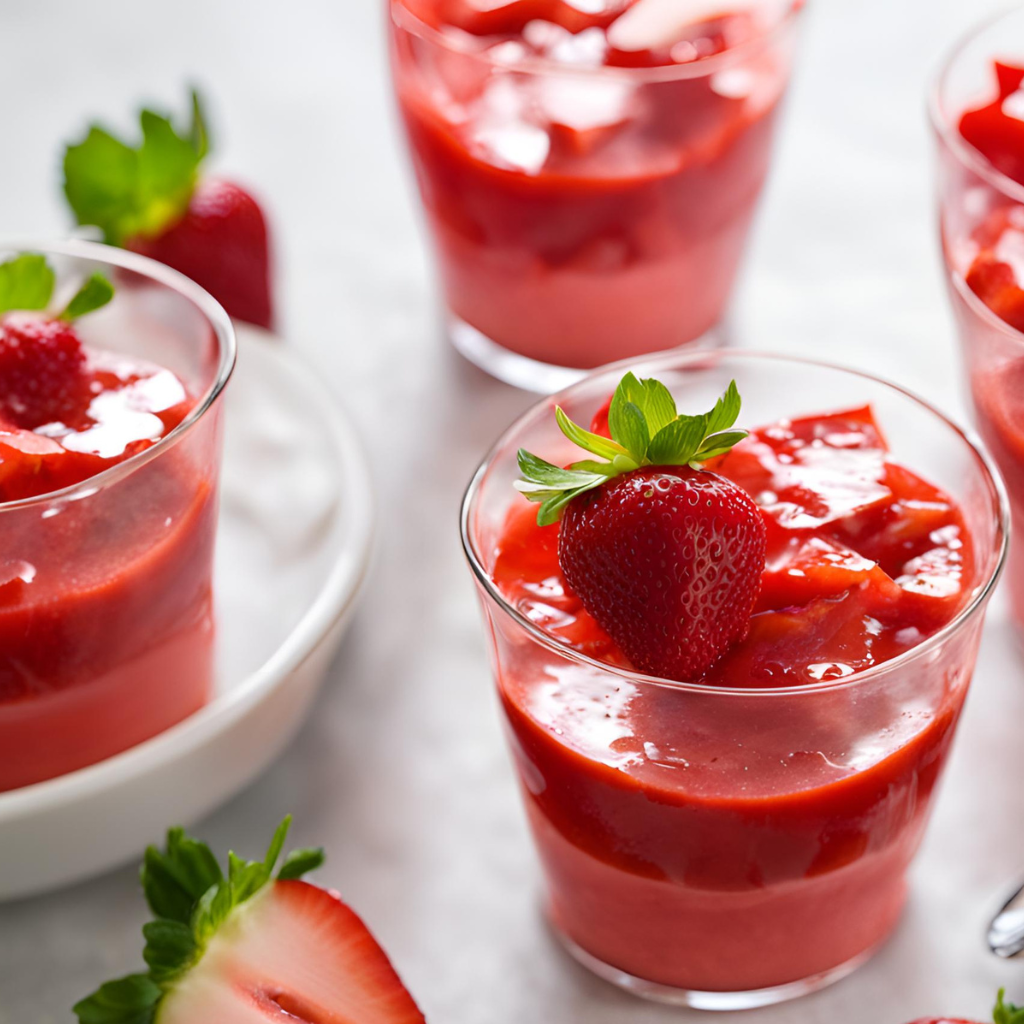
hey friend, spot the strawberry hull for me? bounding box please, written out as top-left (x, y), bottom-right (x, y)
top-left (462, 353), bottom-right (1006, 1006)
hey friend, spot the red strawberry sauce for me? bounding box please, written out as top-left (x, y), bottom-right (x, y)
top-left (0, 335), bottom-right (215, 792)
top-left (391, 0), bottom-right (797, 368)
top-left (488, 407), bottom-right (976, 991)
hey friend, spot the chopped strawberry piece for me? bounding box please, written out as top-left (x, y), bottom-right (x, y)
top-left (0, 314), bottom-right (89, 429)
top-left (432, 0), bottom-right (631, 36)
top-left (756, 535), bottom-right (900, 614)
top-left (965, 250), bottom-right (1024, 331)
top-left (959, 60), bottom-right (1024, 187)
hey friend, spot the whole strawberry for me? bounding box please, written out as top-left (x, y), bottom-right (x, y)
top-left (517, 373), bottom-right (766, 681)
top-left (63, 90), bottom-right (273, 329)
top-left (0, 254), bottom-right (113, 429)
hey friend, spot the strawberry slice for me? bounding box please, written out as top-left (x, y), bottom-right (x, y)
top-left (64, 91), bottom-right (274, 329)
top-left (73, 818), bottom-right (426, 1024)
top-left (158, 883), bottom-right (425, 1024)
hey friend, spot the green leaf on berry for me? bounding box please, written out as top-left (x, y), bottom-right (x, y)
top-left (60, 272), bottom-right (115, 320)
top-left (278, 847), bottom-right (326, 880)
top-left (0, 253), bottom-right (55, 315)
top-left (71, 973), bottom-right (161, 1024)
top-left (75, 816), bottom-right (323, 1024)
top-left (995, 989), bottom-right (1024, 1024)
top-left (189, 88), bottom-right (210, 161)
top-left (64, 91), bottom-right (212, 245)
top-left (516, 372), bottom-right (749, 525)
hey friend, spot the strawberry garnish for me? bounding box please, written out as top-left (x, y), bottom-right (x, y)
top-left (907, 990), bottom-right (1024, 1024)
top-left (63, 90), bottom-right (274, 328)
top-left (517, 373), bottom-right (766, 681)
top-left (0, 254), bottom-right (113, 429)
top-left (73, 817), bottom-right (426, 1024)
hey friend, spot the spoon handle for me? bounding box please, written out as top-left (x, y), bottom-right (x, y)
top-left (989, 882), bottom-right (1024, 958)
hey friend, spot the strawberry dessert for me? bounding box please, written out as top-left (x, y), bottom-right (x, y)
top-left (466, 367), bottom-right (999, 1001)
top-left (64, 91), bottom-right (274, 329)
top-left (390, 0), bottom-right (800, 380)
top-left (0, 251), bottom-right (226, 792)
top-left (936, 56), bottom-right (1024, 626)
top-left (74, 816), bottom-right (426, 1023)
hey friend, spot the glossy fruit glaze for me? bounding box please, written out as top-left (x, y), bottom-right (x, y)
top-left (946, 61), bottom-right (1024, 624)
top-left (488, 406), bottom-right (976, 991)
top-left (391, 0), bottom-right (796, 367)
top-left (0, 323), bottom-right (216, 791)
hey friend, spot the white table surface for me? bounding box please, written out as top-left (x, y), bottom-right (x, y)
top-left (1, 1), bottom-right (1022, 1021)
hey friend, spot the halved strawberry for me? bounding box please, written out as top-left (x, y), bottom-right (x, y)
top-left (64, 91), bottom-right (274, 328)
top-left (73, 818), bottom-right (426, 1024)
top-left (517, 373), bottom-right (765, 681)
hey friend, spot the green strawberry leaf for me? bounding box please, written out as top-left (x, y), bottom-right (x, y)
top-left (71, 974), bottom-right (161, 1024)
top-left (64, 91), bottom-right (211, 245)
top-left (0, 253), bottom-right (55, 314)
top-left (995, 989), bottom-right (1024, 1024)
top-left (76, 816), bottom-right (323, 1023)
top-left (647, 414), bottom-right (707, 465)
top-left (278, 848), bottom-right (326, 880)
top-left (141, 827), bottom-right (223, 923)
top-left (189, 88), bottom-right (210, 161)
top-left (706, 379), bottom-right (742, 435)
top-left (517, 374), bottom-right (750, 525)
top-left (60, 272), bottom-right (115, 320)
top-left (141, 920), bottom-right (197, 984)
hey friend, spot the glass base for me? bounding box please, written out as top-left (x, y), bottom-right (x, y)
top-left (551, 923), bottom-right (879, 1010)
top-left (447, 313), bottom-right (727, 394)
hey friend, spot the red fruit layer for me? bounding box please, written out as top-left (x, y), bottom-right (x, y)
top-left (0, 335), bottom-right (215, 792)
top-left (495, 405), bottom-right (973, 686)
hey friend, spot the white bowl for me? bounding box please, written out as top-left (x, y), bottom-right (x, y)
top-left (0, 326), bottom-right (373, 899)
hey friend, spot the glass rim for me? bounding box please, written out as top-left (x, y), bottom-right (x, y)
top-left (928, 3), bottom-right (1024, 208)
top-left (389, 0), bottom-right (804, 84)
top-left (460, 349), bottom-right (1010, 698)
top-left (0, 238), bottom-right (237, 513)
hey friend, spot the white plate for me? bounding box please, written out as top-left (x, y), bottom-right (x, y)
top-left (0, 325), bottom-right (373, 900)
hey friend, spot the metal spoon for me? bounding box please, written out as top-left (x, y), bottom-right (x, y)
top-left (989, 880), bottom-right (1024, 958)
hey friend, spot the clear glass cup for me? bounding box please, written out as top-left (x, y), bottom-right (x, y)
top-left (0, 240), bottom-right (235, 792)
top-left (390, 0), bottom-right (803, 392)
top-left (931, 5), bottom-right (1024, 630)
top-left (461, 351), bottom-right (1007, 1009)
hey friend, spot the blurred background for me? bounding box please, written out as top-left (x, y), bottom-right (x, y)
top-left (1, 1), bottom-right (1022, 1021)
